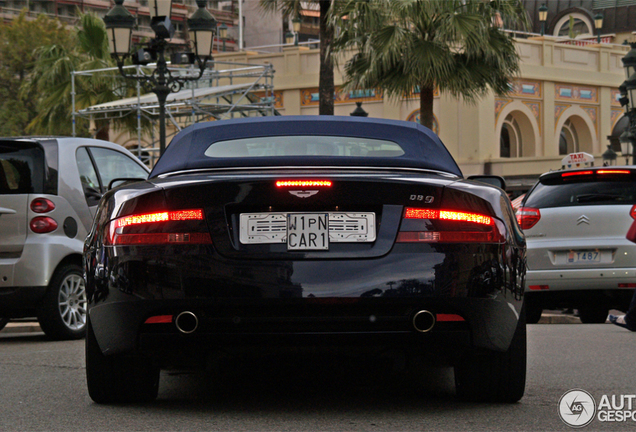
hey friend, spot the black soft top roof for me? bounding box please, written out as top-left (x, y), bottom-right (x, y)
top-left (150, 116), bottom-right (462, 178)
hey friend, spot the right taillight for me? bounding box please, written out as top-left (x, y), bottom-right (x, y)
top-left (516, 206), bottom-right (541, 230)
top-left (105, 209), bottom-right (212, 246)
top-left (396, 208), bottom-right (505, 244)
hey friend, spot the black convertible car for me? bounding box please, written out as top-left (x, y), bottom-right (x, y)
top-left (83, 116), bottom-right (526, 403)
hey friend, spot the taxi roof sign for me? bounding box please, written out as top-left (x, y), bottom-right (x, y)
top-left (561, 152), bottom-right (594, 170)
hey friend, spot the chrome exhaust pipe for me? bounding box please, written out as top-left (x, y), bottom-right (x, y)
top-left (412, 310), bottom-right (435, 333)
top-left (175, 311), bottom-right (198, 334)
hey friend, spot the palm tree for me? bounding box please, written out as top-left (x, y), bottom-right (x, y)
top-left (259, 0), bottom-right (335, 115)
top-left (23, 12), bottom-right (133, 140)
top-left (329, 0), bottom-right (529, 129)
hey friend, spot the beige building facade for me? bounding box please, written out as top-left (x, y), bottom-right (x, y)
top-left (172, 38), bottom-right (627, 191)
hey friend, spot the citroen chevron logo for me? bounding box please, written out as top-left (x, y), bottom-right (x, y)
top-left (289, 190), bottom-right (319, 198)
top-left (577, 215), bottom-right (590, 225)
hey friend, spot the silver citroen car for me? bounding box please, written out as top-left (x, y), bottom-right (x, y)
top-left (517, 165), bottom-right (636, 323)
top-left (0, 137), bottom-right (149, 339)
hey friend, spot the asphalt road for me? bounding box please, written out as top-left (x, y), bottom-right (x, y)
top-left (1, 323), bottom-right (636, 432)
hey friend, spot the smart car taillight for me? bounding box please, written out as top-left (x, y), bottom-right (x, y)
top-left (30, 216), bottom-right (58, 234)
top-left (396, 208), bottom-right (505, 244)
top-left (105, 209), bottom-right (212, 246)
top-left (516, 207), bottom-right (541, 230)
top-left (30, 198), bottom-right (55, 213)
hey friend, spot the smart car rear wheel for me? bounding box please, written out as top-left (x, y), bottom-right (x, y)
top-left (37, 264), bottom-right (87, 340)
top-left (454, 307), bottom-right (526, 403)
top-left (86, 318), bottom-right (160, 404)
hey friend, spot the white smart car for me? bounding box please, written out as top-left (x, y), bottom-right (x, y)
top-left (0, 137), bottom-right (149, 339)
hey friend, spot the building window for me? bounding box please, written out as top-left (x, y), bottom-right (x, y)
top-left (553, 13), bottom-right (593, 38)
top-left (500, 115), bottom-right (522, 158)
top-left (559, 119), bottom-right (578, 155)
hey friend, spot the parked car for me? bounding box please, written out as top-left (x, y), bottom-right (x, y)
top-left (516, 163), bottom-right (636, 323)
top-left (83, 116), bottom-right (527, 404)
top-left (0, 137), bottom-right (149, 339)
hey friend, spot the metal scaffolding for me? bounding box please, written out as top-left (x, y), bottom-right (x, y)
top-left (72, 60), bottom-right (277, 165)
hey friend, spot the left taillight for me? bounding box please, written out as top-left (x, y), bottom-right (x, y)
top-left (626, 205), bottom-right (636, 244)
top-left (105, 209), bottom-right (212, 246)
top-left (396, 208), bottom-right (505, 244)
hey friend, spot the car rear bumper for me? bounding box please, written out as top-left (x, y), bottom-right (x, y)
top-left (0, 286), bottom-right (47, 316)
top-left (526, 268), bottom-right (636, 291)
top-left (88, 295), bottom-right (522, 361)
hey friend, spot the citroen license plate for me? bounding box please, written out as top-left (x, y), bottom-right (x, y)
top-left (287, 213), bottom-right (329, 250)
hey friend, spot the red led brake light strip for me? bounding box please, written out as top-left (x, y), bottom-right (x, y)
top-left (276, 180), bottom-right (332, 188)
top-left (562, 169), bottom-right (632, 178)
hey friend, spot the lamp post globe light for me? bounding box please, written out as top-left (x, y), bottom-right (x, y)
top-left (103, 0), bottom-right (217, 157)
top-left (621, 43), bottom-right (636, 165)
top-left (602, 144), bottom-right (617, 166)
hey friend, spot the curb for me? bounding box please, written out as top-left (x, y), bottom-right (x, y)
top-left (0, 322), bottom-right (43, 334)
top-left (537, 313), bottom-right (582, 324)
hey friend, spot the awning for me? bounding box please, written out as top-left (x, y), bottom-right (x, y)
top-left (81, 83), bottom-right (260, 115)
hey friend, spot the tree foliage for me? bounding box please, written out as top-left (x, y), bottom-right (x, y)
top-left (259, 0), bottom-right (335, 115)
top-left (0, 12), bottom-right (73, 136)
top-left (329, 0), bottom-right (529, 129)
top-left (21, 12), bottom-right (131, 140)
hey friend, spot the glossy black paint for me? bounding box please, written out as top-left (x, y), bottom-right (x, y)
top-left (84, 168), bottom-right (525, 368)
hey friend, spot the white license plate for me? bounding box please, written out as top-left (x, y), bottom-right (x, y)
top-left (287, 213), bottom-right (329, 250)
top-left (239, 212), bottom-right (376, 245)
top-left (567, 251), bottom-right (600, 263)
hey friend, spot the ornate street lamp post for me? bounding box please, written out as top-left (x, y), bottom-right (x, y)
top-left (292, 15), bottom-right (301, 46)
top-left (538, 4), bottom-right (548, 36)
top-left (103, 0), bottom-right (217, 156)
top-left (595, 13), bottom-right (603, 44)
top-left (218, 23), bottom-right (228, 52)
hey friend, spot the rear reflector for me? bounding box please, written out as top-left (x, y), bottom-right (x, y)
top-left (276, 180), bottom-right (332, 188)
top-left (529, 285), bottom-right (549, 290)
top-left (436, 314), bottom-right (465, 322)
top-left (619, 283), bottom-right (636, 288)
top-left (396, 231), bottom-right (500, 243)
top-left (111, 232), bottom-right (212, 246)
top-left (144, 315), bottom-right (173, 324)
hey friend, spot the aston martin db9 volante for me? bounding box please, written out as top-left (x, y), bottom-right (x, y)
top-left (83, 116), bottom-right (526, 404)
